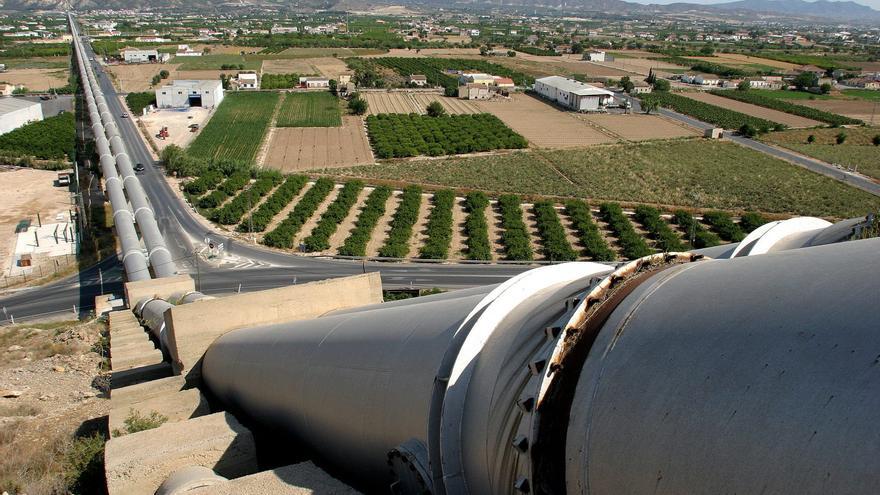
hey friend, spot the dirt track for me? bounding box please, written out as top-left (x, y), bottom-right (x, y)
top-left (263, 116), bottom-right (373, 171)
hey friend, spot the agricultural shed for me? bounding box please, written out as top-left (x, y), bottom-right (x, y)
top-left (156, 80), bottom-right (224, 109)
top-left (533, 76), bottom-right (614, 112)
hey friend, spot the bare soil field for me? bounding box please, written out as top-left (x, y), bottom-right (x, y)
top-left (682, 92), bottom-right (822, 128)
top-left (140, 107), bottom-right (213, 152)
top-left (262, 58), bottom-right (320, 75)
top-left (0, 168), bottom-right (72, 278)
top-left (582, 114), bottom-right (699, 141)
top-left (364, 92), bottom-right (480, 115)
top-left (105, 63), bottom-right (176, 93)
top-left (205, 44), bottom-right (264, 54)
top-left (800, 100), bottom-right (879, 125)
top-left (858, 61), bottom-right (880, 72)
top-left (488, 55), bottom-right (633, 79)
top-left (0, 68), bottom-right (69, 91)
top-left (264, 116), bottom-right (373, 171)
top-left (476, 94), bottom-right (616, 148)
top-left (310, 57), bottom-right (350, 78)
top-left (171, 69), bottom-right (229, 82)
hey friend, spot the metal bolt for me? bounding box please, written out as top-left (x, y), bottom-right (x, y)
top-left (514, 477), bottom-right (531, 493)
top-left (513, 435), bottom-right (529, 453)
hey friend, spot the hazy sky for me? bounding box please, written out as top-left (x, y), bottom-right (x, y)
top-left (629, 0), bottom-right (880, 11)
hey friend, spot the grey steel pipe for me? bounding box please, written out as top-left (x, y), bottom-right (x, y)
top-left (69, 13), bottom-right (176, 278)
top-left (68, 20), bottom-right (149, 281)
top-left (203, 238), bottom-right (880, 494)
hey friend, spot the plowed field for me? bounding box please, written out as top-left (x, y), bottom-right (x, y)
top-left (263, 116), bottom-right (373, 171)
top-left (364, 92), bottom-right (480, 115)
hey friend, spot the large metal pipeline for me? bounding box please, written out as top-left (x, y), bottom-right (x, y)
top-left (202, 238), bottom-right (880, 494)
top-left (68, 13), bottom-right (176, 279)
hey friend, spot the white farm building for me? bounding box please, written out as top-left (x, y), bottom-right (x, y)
top-left (533, 76), bottom-right (614, 112)
top-left (122, 49), bottom-right (169, 64)
top-left (0, 97), bottom-right (44, 135)
top-left (156, 80), bottom-right (224, 109)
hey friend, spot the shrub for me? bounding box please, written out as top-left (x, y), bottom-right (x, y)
top-left (349, 93), bottom-right (368, 115)
top-left (263, 178), bottom-right (335, 248)
top-left (836, 132), bottom-right (847, 145)
top-left (338, 186), bottom-right (392, 256)
top-left (302, 180), bottom-right (364, 252)
top-left (873, 135), bottom-right (880, 146)
top-left (239, 175), bottom-right (308, 233)
top-left (702, 210), bottom-right (745, 241)
top-left (563, 200), bottom-right (615, 261)
top-left (184, 170), bottom-right (224, 196)
top-left (739, 123), bottom-right (757, 138)
top-left (739, 211), bottom-right (767, 233)
top-left (426, 101), bottom-right (447, 117)
top-left (807, 134), bottom-right (816, 144)
top-left (125, 92), bottom-right (156, 114)
top-left (112, 410), bottom-right (167, 436)
top-left (212, 171), bottom-right (283, 225)
top-left (633, 205), bottom-right (686, 252)
top-left (532, 201), bottom-right (578, 261)
top-left (672, 210), bottom-right (721, 248)
top-left (378, 185), bottom-right (423, 258)
top-left (497, 195), bottom-right (533, 261)
top-left (462, 192), bottom-right (492, 260)
top-left (419, 190), bottom-right (456, 259)
top-left (600, 203), bottom-right (653, 259)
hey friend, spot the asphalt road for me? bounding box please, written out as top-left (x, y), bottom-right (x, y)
top-left (0, 33), bottom-right (536, 323)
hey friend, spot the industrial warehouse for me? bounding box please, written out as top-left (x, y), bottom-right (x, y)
top-left (533, 75), bottom-right (615, 111)
top-left (156, 80), bottom-right (224, 109)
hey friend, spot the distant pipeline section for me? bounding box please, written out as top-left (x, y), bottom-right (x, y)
top-left (69, 13), bottom-right (176, 280)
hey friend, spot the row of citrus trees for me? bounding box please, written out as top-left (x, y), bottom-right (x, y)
top-left (708, 89), bottom-right (861, 126)
top-left (189, 173), bottom-right (768, 260)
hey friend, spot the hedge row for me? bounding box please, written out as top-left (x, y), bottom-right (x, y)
top-left (739, 212), bottom-right (767, 233)
top-left (563, 201), bottom-right (616, 261)
top-left (702, 211), bottom-right (745, 242)
top-left (634, 205), bottom-right (686, 252)
top-left (239, 175), bottom-right (308, 233)
top-left (378, 186), bottom-right (423, 258)
top-left (338, 186), bottom-right (392, 257)
top-left (197, 171), bottom-right (251, 209)
top-left (533, 201), bottom-right (578, 261)
top-left (673, 210), bottom-right (721, 248)
top-left (184, 170), bottom-right (224, 196)
top-left (212, 171), bottom-right (283, 225)
top-left (463, 192), bottom-right (492, 261)
top-left (262, 178), bottom-right (335, 249)
top-left (710, 90), bottom-right (862, 126)
top-left (303, 181), bottom-right (365, 252)
top-left (419, 190), bottom-right (456, 259)
top-left (599, 203), bottom-right (653, 259)
top-left (497, 195), bottom-right (533, 261)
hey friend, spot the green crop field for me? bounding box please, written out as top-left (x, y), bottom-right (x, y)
top-left (174, 54), bottom-right (263, 71)
top-left (761, 127), bottom-right (880, 181)
top-left (276, 92), bottom-right (341, 127)
top-left (315, 140), bottom-right (880, 218)
top-left (188, 92), bottom-right (279, 163)
top-left (366, 114), bottom-right (527, 158)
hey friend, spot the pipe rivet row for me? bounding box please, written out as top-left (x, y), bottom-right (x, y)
top-left (517, 397), bottom-right (535, 413)
top-left (528, 359), bottom-right (546, 376)
top-left (512, 435), bottom-right (529, 453)
top-left (514, 477), bottom-right (531, 493)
